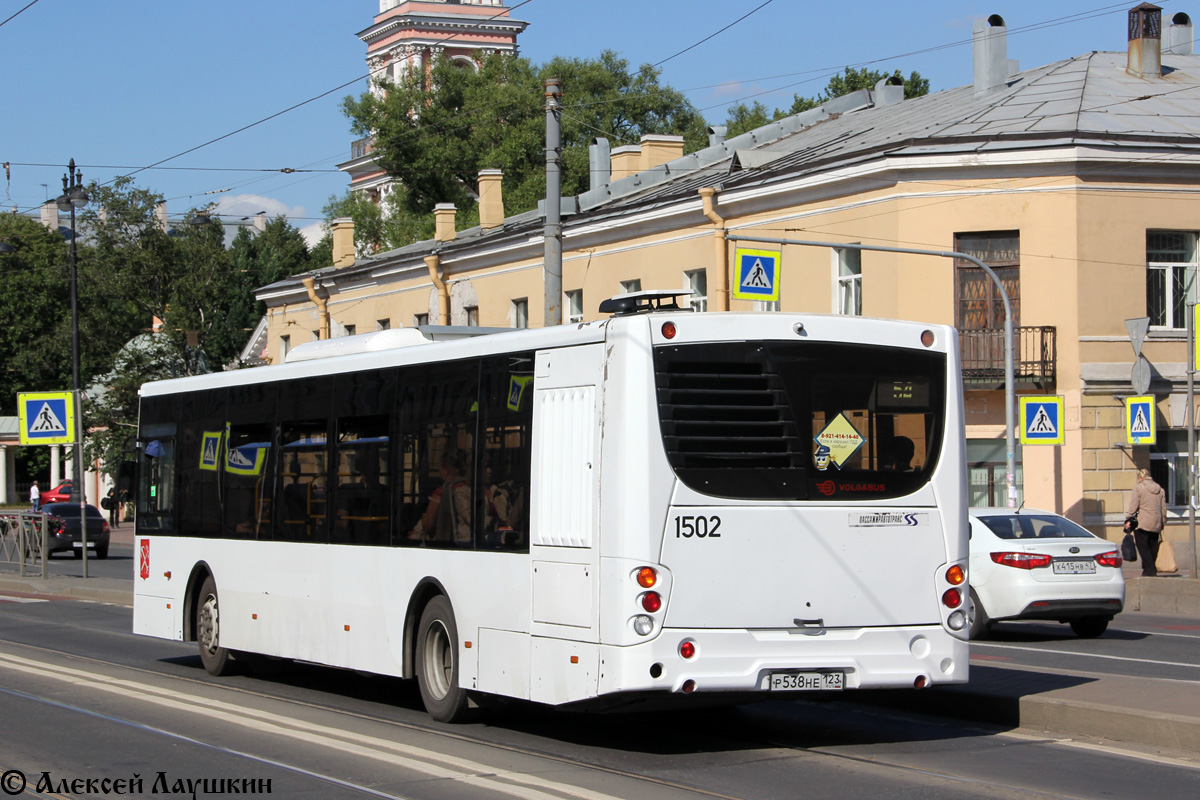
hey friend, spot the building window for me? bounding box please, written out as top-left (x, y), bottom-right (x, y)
top-left (1151, 430), bottom-right (1192, 506)
top-left (753, 300), bottom-right (780, 312)
top-left (512, 298), bottom-right (528, 329)
top-left (685, 270), bottom-right (707, 312)
top-left (465, 306), bottom-right (479, 327)
top-left (955, 231), bottom-right (1020, 330)
top-left (279, 335), bottom-right (290, 361)
top-left (376, 318), bottom-right (390, 331)
top-left (414, 313), bottom-right (429, 327)
top-left (1147, 230), bottom-right (1197, 329)
top-left (312, 330), bottom-right (321, 341)
top-left (835, 248), bottom-right (862, 316)
top-left (620, 279), bottom-right (642, 295)
top-left (565, 289), bottom-right (583, 323)
top-left (967, 439), bottom-right (1023, 507)
top-left (343, 324), bottom-right (356, 337)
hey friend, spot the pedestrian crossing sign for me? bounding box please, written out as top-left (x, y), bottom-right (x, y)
top-left (1019, 396), bottom-right (1064, 445)
top-left (199, 431), bottom-right (222, 471)
top-left (732, 248), bottom-right (781, 301)
top-left (1125, 395), bottom-right (1156, 445)
top-left (17, 391), bottom-right (76, 445)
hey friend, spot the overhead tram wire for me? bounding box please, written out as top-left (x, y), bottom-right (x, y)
top-left (650, 0), bottom-right (776, 69)
top-left (0, 0), bottom-right (42, 29)
top-left (4, 0), bottom-right (539, 218)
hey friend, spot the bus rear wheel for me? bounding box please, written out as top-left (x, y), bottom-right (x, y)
top-left (416, 596), bottom-right (470, 723)
top-left (197, 575), bottom-right (240, 676)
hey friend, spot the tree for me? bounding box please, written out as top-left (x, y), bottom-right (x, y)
top-left (340, 50), bottom-right (708, 250)
top-left (724, 100), bottom-right (786, 138)
top-left (787, 67), bottom-right (930, 115)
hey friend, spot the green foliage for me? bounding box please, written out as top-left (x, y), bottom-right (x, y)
top-left (787, 67), bottom-right (930, 115)
top-left (340, 50), bottom-right (708, 250)
top-left (724, 101), bottom-right (786, 139)
top-left (322, 188), bottom-right (434, 256)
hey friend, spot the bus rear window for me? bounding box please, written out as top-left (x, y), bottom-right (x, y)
top-left (654, 341), bottom-right (946, 500)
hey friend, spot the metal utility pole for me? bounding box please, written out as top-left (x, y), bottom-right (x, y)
top-left (1189, 304), bottom-right (1198, 579)
top-left (543, 77), bottom-right (563, 326)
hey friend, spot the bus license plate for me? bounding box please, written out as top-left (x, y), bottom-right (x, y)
top-left (769, 672), bottom-right (843, 691)
top-left (1052, 559), bottom-right (1096, 575)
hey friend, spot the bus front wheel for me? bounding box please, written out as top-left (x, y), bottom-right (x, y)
top-left (416, 596), bottom-right (470, 723)
top-left (197, 575), bottom-right (240, 676)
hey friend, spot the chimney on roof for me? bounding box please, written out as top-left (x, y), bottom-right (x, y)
top-left (1128, 3), bottom-right (1163, 78)
top-left (40, 201), bottom-right (58, 231)
top-left (610, 145), bottom-right (641, 181)
top-left (639, 134), bottom-right (684, 170)
top-left (434, 203), bottom-right (457, 241)
top-left (155, 202), bottom-right (169, 233)
top-left (589, 138), bottom-right (611, 190)
top-left (973, 14), bottom-right (1009, 96)
top-left (1165, 11), bottom-right (1193, 56)
top-left (478, 169), bottom-right (504, 231)
top-left (330, 217), bottom-right (355, 267)
top-left (707, 126), bottom-right (728, 147)
top-left (874, 75), bottom-right (905, 106)
top-left (253, 211), bottom-right (267, 233)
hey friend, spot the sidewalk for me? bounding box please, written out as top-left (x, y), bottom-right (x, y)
top-left (1, 564), bottom-right (1198, 754)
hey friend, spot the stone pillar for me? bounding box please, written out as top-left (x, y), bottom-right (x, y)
top-left (51, 446), bottom-right (61, 486)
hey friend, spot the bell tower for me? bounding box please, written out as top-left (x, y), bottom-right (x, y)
top-left (339, 1), bottom-right (529, 204)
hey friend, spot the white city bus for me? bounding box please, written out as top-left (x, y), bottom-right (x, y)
top-left (132, 293), bottom-right (970, 721)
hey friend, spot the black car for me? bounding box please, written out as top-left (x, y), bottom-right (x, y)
top-left (39, 502), bottom-right (111, 559)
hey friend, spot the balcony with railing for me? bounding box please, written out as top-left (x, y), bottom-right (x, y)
top-left (960, 326), bottom-right (1056, 388)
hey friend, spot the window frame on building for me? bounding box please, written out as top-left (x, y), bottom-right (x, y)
top-left (685, 269), bottom-right (707, 312)
top-left (833, 247), bottom-right (862, 316)
top-left (565, 289), bottom-right (583, 324)
top-left (376, 319), bottom-right (391, 331)
top-left (512, 298), bottom-right (528, 329)
top-left (1146, 230), bottom-right (1198, 331)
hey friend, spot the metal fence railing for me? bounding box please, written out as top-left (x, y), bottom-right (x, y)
top-left (0, 512), bottom-right (49, 579)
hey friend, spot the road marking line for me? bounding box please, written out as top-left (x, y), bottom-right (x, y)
top-left (0, 597), bottom-right (48, 604)
top-left (0, 651), bottom-right (624, 800)
top-left (971, 642), bottom-right (1200, 670)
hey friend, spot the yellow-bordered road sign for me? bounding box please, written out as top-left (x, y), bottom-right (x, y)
top-left (1125, 395), bottom-right (1156, 445)
top-left (1019, 395), bottom-right (1064, 446)
top-left (17, 391), bottom-right (75, 445)
top-left (199, 431), bottom-right (222, 471)
top-left (732, 248), bottom-right (780, 302)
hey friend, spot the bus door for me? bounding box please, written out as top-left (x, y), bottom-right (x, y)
top-left (527, 344), bottom-right (604, 703)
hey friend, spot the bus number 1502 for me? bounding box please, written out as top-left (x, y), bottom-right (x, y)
top-left (674, 515), bottom-right (722, 538)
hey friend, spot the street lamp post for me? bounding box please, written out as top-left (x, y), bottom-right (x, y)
top-left (56, 159), bottom-right (90, 577)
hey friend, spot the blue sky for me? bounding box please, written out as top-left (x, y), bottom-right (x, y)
top-left (0, 1), bottom-right (1171, 244)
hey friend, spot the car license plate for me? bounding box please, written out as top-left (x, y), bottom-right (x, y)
top-left (71, 542), bottom-right (95, 549)
top-left (769, 672), bottom-right (843, 691)
top-left (1052, 559), bottom-right (1096, 574)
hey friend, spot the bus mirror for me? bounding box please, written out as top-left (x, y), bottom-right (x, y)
top-left (117, 460), bottom-right (138, 496)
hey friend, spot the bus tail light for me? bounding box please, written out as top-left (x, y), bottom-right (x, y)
top-left (678, 640), bottom-right (695, 659)
top-left (914, 675), bottom-right (928, 688)
top-left (661, 321), bottom-right (677, 339)
top-left (641, 591), bottom-right (662, 613)
top-left (941, 587), bottom-right (962, 609)
top-left (945, 565), bottom-right (965, 585)
top-left (991, 552), bottom-right (1053, 570)
top-left (1095, 550), bottom-right (1123, 568)
top-left (633, 615), bottom-right (654, 636)
top-left (681, 679), bottom-right (696, 693)
top-left (636, 567), bottom-right (658, 588)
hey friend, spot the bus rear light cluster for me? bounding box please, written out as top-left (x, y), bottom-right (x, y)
top-left (991, 552), bottom-right (1053, 570)
top-left (941, 587), bottom-right (962, 609)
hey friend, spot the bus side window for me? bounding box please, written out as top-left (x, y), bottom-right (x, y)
top-left (479, 354), bottom-right (533, 552)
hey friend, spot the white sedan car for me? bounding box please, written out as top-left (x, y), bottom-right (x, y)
top-left (968, 508), bottom-right (1125, 639)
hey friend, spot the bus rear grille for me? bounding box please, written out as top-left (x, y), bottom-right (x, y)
top-left (656, 361), bottom-right (806, 469)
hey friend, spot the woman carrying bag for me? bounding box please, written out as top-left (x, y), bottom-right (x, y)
top-left (1125, 468), bottom-right (1166, 577)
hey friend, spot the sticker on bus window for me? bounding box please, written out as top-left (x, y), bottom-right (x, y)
top-left (813, 413), bottom-right (865, 470)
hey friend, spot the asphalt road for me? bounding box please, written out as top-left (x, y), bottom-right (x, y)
top-left (1, 597), bottom-right (1197, 799)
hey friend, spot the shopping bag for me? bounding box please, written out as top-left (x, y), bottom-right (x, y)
top-left (1156, 540), bottom-right (1178, 574)
top-left (1121, 533), bottom-right (1138, 562)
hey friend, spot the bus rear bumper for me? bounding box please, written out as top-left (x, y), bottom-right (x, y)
top-left (597, 625), bottom-right (968, 697)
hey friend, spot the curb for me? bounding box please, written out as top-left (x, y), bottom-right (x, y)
top-left (0, 576), bottom-right (131, 607)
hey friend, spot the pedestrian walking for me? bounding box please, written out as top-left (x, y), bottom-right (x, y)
top-left (1124, 468), bottom-right (1167, 577)
top-left (104, 488), bottom-right (120, 529)
top-left (29, 480), bottom-right (39, 513)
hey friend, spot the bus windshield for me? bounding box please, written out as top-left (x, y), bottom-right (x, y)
top-left (654, 340), bottom-right (946, 500)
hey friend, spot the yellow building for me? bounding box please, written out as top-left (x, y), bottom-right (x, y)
top-left (259, 6), bottom-right (1200, 562)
